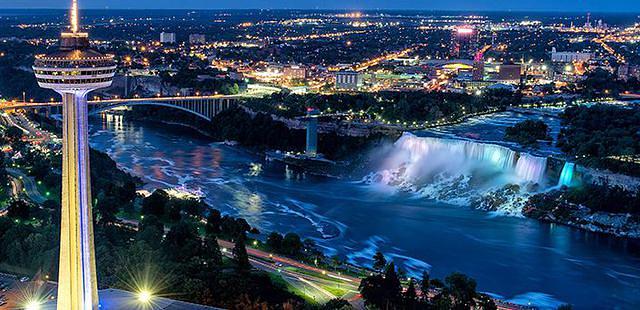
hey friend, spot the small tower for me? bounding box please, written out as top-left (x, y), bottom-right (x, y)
top-left (305, 107), bottom-right (319, 157)
top-left (32, 1), bottom-right (116, 309)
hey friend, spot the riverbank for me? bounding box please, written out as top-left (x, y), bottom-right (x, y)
top-left (523, 189), bottom-right (640, 239)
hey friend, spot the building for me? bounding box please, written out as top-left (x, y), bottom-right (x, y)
top-left (32, 0), bottom-right (116, 308)
top-left (551, 48), bottom-right (593, 63)
top-left (283, 65), bottom-right (307, 80)
top-left (160, 32), bottom-right (177, 44)
top-left (450, 26), bottom-right (479, 59)
top-left (472, 53), bottom-right (484, 81)
top-left (335, 71), bottom-right (363, 90)
top-left (618, 63), bottom-right (630, 80)
top-left (189, 33), bottom-right (206, 44)
top-left (497, 64), bottom-right (522, 83)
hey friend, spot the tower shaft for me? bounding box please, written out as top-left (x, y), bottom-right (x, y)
top-left (57, 91), bottom-right (98, 310)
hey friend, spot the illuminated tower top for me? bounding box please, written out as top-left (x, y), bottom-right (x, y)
top-left (32, 0), bottom-right (116, 93)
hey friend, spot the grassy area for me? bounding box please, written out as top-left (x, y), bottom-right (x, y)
top-left (268, 273), bottom-right (319, 305)
top-left (320, 284), bottom-right (350, 298)
top-left (283, 266), bottom-right (335, 282)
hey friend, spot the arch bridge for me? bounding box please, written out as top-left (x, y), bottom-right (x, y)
top-left (1, 95), bottom-right (240, 122)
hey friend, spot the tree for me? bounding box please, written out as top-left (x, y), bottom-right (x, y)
top-left (205, 209), bottom-right (222, 237)
top-left (504, 119), bottom-right (551, 148)
top-left (444, 272), bottom-right (478, 310)
top-left (372, 250), bottom-right (387, 272)
top-left (266, 231), bottom-right (283, 252)
top-left (359, 274), bottom-right (387, 308)
top-left (383, 262), bottom-right (403, 306)
top-left (477, 294), bottom-right (497, 310)
top-left (7, 198), bottom-right (31, 220)
top-left (320, 298), bottom-right (351, 310)
top-left (137, 215), bottom-right (164, 248)
top-left (141, 189), bottom-right (170, 217)
top-left (281, 232), bottom-right (303, 256)
top-left (4, 126), bottom-right (23, 143)
top-left (233, 233), bottom-right (251, 270)
top-left (420, 270), bottom-right (431, 293)
top-left (95, 194), bottom-right (118, 225)
top-left (404, 279), bottom-right (418, 308)
top-left (204, 237), bottom-right (223, 267)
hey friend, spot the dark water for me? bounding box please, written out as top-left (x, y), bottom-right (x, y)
top-left (88, 113), bottom-right (640, 309)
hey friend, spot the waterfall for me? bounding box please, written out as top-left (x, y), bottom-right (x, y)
top-left (366, 133), bottom-right (552, 214)
top-left (557, 162), bottom-right (576, 187)
top-left (394, 133), bottom-right (518, 171)
top-left (393, 133), bottom-right (549, 184)
top-left (514, 154), bottom-right (548, 183)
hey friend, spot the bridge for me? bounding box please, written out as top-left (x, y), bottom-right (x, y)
top-left (0, 95), bottom-right (241, 122)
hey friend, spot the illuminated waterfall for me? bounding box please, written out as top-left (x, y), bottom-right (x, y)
top-left (558, 162), bottom-right (576, 187)
top-left (394, 133), bottom-right (517, 170)
top-left (514, 154), bottom-right (548, 184)
top-left (392, 133), bottom-right (548, 184)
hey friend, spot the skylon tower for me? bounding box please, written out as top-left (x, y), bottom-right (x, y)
top-left (32, 1), bottom-right (116, 309)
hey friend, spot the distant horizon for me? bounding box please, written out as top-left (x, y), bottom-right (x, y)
top-left (2, 7), bottom-right (640, 14)
top-left (2, 0), bottom-right (640, 13)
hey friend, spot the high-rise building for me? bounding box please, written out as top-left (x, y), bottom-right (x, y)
top-left (472, 52), bottom-right (484, 81)
top-left (160, 32), bottom-right (177, 44)
top-left (32, 0), bottom-right (116, 309)
top-left (335, 71), bottom-right (363, 90)
top-left (189, 33), bottom-right (206, 44)
top-left (451, 26), bottom-right (479, 59)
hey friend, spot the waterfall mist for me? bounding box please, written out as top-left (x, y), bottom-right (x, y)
top-left (364, 133), bottom-right (554, 214)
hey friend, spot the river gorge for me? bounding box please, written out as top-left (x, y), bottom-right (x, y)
top-left (87, 111), bottom-right (640, 309)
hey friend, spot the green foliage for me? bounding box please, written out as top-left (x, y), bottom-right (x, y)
top-left (245, 90), bottom-right (520, 123)
top-left (319, 298), bottom-right (351, 310)
top-left (504, 120), bottom-right (551, 148)
top-left (141, 189), bottom-right (206, 222)
top-left (557, 105), bottom-right (640, 175)
top-left (209, 107), bottom-right (390, 160)
top-left (7, 198), bottom-right (32, 220)
top-left (359, 253), bottom-right (492, 309)
top-left (232, 233), bottom-right (251, 270)
top-left (527, 182), bottom-right (640, 217)
top-left (372, 250), bottom-right (387, 272)
top-left (160, 69), bottom-right (243, 95)
top-left (579, 68), bottom-right (640, 98)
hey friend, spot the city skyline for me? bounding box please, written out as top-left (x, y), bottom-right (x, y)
top-left (0, 1), bottom-right (639, 309)
top-left (2, 0), bottom-right (640, 12)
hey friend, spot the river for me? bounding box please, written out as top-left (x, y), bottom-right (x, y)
top-left (88, 112), bottom-right (640, 309)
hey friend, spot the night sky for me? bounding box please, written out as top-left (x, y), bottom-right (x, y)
top-left (2, 0), bottom-right (640, 12)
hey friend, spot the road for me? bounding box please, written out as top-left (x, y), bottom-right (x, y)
top-left (217, 239), bottom-right (362, 306)
top-left (6, 168), bottom-right (47, 204)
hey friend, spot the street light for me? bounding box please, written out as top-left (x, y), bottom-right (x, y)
top-left (24, 301), bottom-right (41, 310)
top-left (137, 290), bottom-right (153, 304)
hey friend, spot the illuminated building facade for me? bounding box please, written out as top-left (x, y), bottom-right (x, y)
top-left (32, 1), bottom-right (116, 309)
top-left (450, 27), bottom-right (479, 59)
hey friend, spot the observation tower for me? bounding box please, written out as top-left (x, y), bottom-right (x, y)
top-left (32, 1), bottom-right (116, 309)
